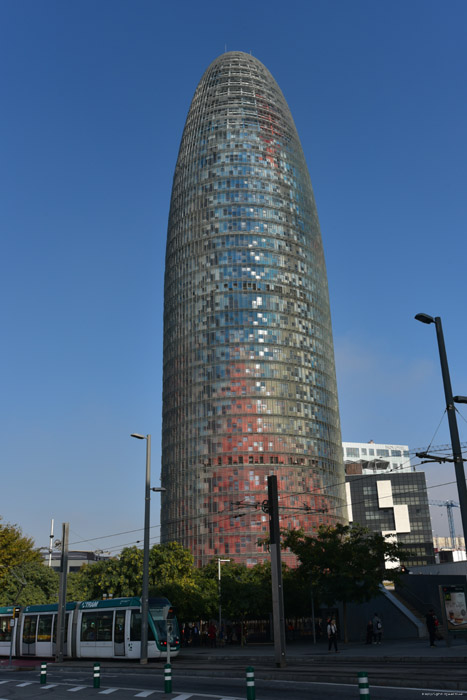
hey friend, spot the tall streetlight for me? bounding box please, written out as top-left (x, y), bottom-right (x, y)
top-left (217, 558), bottom-right (230, 641)
top-left (414, 314), bottom-right (467, 542)
top-left (131, 433), bottom-right (166, 664)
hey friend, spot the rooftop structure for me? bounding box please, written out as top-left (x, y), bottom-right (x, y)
top-left (343, 440), bottom-right (413, 474)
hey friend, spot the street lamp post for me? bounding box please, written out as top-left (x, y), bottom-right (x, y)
top-left (415, 314), bottom-right (467, 542)
top-left (131, 433), bottom-right (166, 665)
top-left (217, 558), bottom-right (230, 642)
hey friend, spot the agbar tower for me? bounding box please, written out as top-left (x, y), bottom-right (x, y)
top-left (162, 52), bottom-right (346, 567)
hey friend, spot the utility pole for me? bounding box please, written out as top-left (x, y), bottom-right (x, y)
top-left (415, 314), bottom-right (467, 543)
top-left (48, 519), bottom-right (54, 567)
top-left (55, 522), bottom-right (69, 662)
top-left (217, 558), bottom-right (230, 641)
top-left (267, 475), bottom-right (286, 667)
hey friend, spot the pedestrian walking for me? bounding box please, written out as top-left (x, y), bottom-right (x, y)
top-left (208, 622), bottom-right (217, 647)
top-left (425, 609), bottom-right (438, 647)
top-left (327, 617), bottom-right (338, 652)
top-left (372, 613), bottom-right (382, 644)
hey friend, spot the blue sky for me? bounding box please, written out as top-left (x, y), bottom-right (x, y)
top-left (2, 0), bottom-right (467, 553)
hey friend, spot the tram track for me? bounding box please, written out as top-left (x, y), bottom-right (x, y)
top-left (165, 658), bottom-right (467, 691)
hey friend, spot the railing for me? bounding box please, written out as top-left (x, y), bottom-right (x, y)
top-left (394, 583), bottom-right (430, 615)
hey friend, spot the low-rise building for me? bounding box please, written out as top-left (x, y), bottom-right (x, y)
top-left (43, 550), bottom-right (110, 574)
top-left (344, 441), bottom-right (435, 567)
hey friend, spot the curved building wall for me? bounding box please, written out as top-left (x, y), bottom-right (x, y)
top-left (162, 52), bottom-right (346, 567)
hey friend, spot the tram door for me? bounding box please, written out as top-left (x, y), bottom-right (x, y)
top-left (114, 611), bottom-right (125, 656)
top-left (22, 615), bottom-right (37, 655)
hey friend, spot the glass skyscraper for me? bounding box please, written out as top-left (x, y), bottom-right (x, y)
top-left (162, 52), bottom-right (346, 567)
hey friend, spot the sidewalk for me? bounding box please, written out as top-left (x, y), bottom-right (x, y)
top-left (179, 637), bottom-right (467, 661)
top-left (1, 637), bottom-right (466, 670)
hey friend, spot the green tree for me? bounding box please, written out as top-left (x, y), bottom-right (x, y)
top-left (0, 562), bottom-right (59, 606)
top-left (76, 542), bottom-right (202, 610)
top-left (198, 560), bottom-right (273, 624)
top-left (0, 519), bottom-right (52, 606)
top-left (284, 523), bottom-right (407, 642)
top-left (0, 520), bottom-right (41, 583)
top-left (160, 577), bottom-right (217, 622)
top-left (66, 571), bottom-right (89, 601)
top-left (75, 548), bottom-right (142, 599)
top-left (149, 541), bottom-right (195, 589)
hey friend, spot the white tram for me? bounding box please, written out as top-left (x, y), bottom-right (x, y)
top-left (0, 597), bottom-right (180, 660)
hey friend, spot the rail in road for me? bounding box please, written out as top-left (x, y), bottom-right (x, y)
top-left (2, 655), bottom-right (466, 692)
top-left (163, 656), bottom-right (467, 691)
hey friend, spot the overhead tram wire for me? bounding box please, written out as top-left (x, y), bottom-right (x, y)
top-left (69, 457), bottom-right (462, 549)
top-left (69, 440), bottom-right (465, 547)
top-left (279, 442), bottom-right (467, 506)
top-left (69, 474), bottom-right (461, 550)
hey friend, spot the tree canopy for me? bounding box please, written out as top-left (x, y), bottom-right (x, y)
top-left (283, 523), bottom-right (407, 640)
top-left (0, 519), bottom-right (59, 606)
top-left (0, 519), bottom-right (41, 579)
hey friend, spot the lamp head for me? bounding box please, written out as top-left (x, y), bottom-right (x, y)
top-left (131, 433), bottom-right (146, 440)
top-left (414, 313), bottom-right (435, 325)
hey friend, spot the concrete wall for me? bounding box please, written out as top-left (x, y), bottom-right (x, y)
top-left (334, 588), bottom-right (422, 642)
top-left (409, 561), bottom-right (467, 577)
top-left (395, 573), bottom-right (467, 622)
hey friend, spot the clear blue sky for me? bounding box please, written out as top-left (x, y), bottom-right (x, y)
top-left (2, 0), bottom-right (467, 552)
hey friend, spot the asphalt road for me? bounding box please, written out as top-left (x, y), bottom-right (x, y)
top-left (1, 668), bottom-right (462, 700)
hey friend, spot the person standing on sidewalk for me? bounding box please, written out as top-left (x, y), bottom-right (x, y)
top-left (327, 618), bottom-right (338, 652)
top-left (372, 613), bottom-right (382, 644)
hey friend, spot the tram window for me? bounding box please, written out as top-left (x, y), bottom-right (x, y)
top-left (114, 611), bottom-right (125, 644)
top-left (81, 612), bottom-right (113, 642)
top-left (0, 618), bottom-right (12, 642)
top-left (23, 616), bottom-right (37, 644)
top-left (37, 615), bottom-right (53, 642)
top-left (130, 612), bottom-right (155, 641)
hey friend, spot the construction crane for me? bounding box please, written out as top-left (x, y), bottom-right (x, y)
top-left (428, 500), bottom-right (460, 548)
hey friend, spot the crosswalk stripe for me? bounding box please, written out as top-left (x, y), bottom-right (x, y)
top-left (99, 690), bottom-right (119, 695)
top-left (0, 682), bottom-right (8, 685)
top-left (134, 692), bottom-right (156, 698)
top-left (170, 695), bottom-right (193, 700)
top-left (40, 685), bottom-right (58, 690)
top-left (68, 687), bottom-right (88, 692)
top-left (17, 682), bottom-right (33, 687)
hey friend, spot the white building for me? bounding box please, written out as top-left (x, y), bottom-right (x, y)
top-left (343, 440), bottom-right (413, 474)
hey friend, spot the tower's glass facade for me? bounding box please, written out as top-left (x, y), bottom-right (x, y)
top-left (162, 52), bottom-right (346, 567)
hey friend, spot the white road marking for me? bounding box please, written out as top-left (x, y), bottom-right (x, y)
top-left (134, 692), bottom-right (157, 698)
top-left (40, 684), bottom-right (58, 690)
top-left (170, 695), bottom-right (193, 700)
top-left (17, 682), bottom-right (33, 687)
top-left (0, 682), bottom-right (8, 685)
top-left (68, 687), bottom-right (88, 692)
top-left (99, 690), bottom-right (119, 695)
